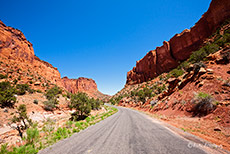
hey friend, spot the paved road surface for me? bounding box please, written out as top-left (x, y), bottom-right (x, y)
top-left (39, 106), bottom-right (209, 154)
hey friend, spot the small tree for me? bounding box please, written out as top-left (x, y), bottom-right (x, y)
top-left (24, 127), bottom-right (39, 145)
top-left (70, 93), bottom-right (91, 121)
top-left (43, 86), bottom-right (62, 111)
top-left (0, 81), bottom-right (16, 108)
top-left (11, 104), bottom-right (32, 138)
top-left (45, 86), bottom-right (62, 100)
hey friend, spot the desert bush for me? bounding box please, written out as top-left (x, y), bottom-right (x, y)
top-left (0, 144), bottom-right (8, 154)
top-left (170, 68), bottom-right (184, 78)
top-left (0, 81), bottom-right (16, 108)
top-left (189, 44), bottom-right (219, 63)
top-left (156, 84), bottom-right (166, 94)
top-left (13, 79), bottom-right (18, 85)
top-left (130, 90), bottom-right (136, 97)
top-left (75, 122), bottom-right (84, 130)
top-left (150, 100), bottom-right (158, 107)
top-left (220, 51), bottom-right (230, 64)
top-left (45, 86), bottom-right (62, 100)
top-left (42, 118), bottom-right (55, 136)
top-left (5, 144), bottom-right (38, 154)
top-left (36, 89), bottom-right (42, 93)
top-left (110, 98), bottom-right (116, 105)
top-left (143, 87), bottom-right (153, 98)
top-left (66, 121), bottom-right (73, 128)
top-left (0, 74), bottom-right (7, 79)
top-left (192, 92), bottom-right (216, 116)
top-left (193, 62), bottom-right (206, 74)
top-left (109, 95), bottom-right (124, 105)
top-left (53, 127), bottom-right (68, 141)
top-left (215, 32), bottom-right (230, 47)
top-left (85, 117), bottom-right (91, 123)
top-left (43, 99), bottom-right (58, 111)
top-left (16, 84), bottom-right (33, 95)
top-left (33, 99), bottom-right (38, 104)
top-left (43, 86), bottom-right (62, 111)
top-left (24, 127), bottom-right (39, 145)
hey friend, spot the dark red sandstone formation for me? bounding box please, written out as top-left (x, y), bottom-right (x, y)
top-left (126, 0), bottom-right (230, 85)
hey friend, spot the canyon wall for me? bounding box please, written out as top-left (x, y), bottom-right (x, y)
top-left (126, 0), bottom-right (230, 85)
top-left (0, 20), bottom-right (102, 98)
top-left (62, 77), bottom-right (98, 94)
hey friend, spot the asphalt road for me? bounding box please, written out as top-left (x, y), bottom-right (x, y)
top-left (39, 106), bottom-right (209, 154)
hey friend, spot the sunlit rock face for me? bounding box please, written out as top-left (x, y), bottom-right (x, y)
top-left (126, 0), bottom-right (230, 85)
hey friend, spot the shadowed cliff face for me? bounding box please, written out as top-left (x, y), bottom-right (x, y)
top-left (126, 0), bottom-right (230, 85)
top-left (0, 21), bottom-right (103, 98)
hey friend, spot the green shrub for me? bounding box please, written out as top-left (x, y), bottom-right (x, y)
top-left (215, 32), bottom-right (230, 47)
top-left (192, 92), bottom-right (216, 116)
top-left (189, 44), bottom-right (219, 63)
top-left (13, 79), bottom-right (18, 85)
top-left (16, 84), bottom-right (32, 95)
top-left (0, 81), bottom-right (16, 108)
top-left (86, 117), bottom-right (91, 123)
top-left (156, 84), bottom-right (166, 94)
top-left (53, 127), bottom-right (68, 141)
top-left (43, 99), bottom-right (58, 111)
top-left (42, 118), bottom-right (55, 135)
top-left (11, 144), bottom-right (38, 154)
top-left (0, 144), bottom-right (8, 154)
top-left (170, 68), bottom-right (184, 78)
top-left (0, 74), bottom-right (7, 79)
top-left (130, 90), bottom-right (136, 97)
top-left (72, 128), bottom-right (78, 133)
top-left (36, 89), bottom-right (42, 93)
top-left (45, 86), bottom-right (62, 100)
top-left (66, 121), bottom-right (73, 128)
top-left (33, 99), bottom-right (38, 104)
top-left (24, 127), bottom-right (39, 145)
top-left (75, 122), bottom-right (84, 130)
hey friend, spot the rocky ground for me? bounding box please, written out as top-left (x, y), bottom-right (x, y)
top-left (0, 92), bottom-right (106, 147)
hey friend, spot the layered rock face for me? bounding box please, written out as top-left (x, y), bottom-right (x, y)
top-left (126, 0), bottom-right (230, 85)
top-left (0, 20), bottom-right (102, 98)
top-left (0, 21), bottom-right (34, 62)
top-left (0, 20), bottom-right (61, 86)
top-left (62, 77), bottom-right (98, 94)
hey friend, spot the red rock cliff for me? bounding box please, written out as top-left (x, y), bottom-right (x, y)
top-left (126, 0), bottom-right (230, 85)
top-left (0, 21), bottom-right (34, 62)
top-left (0, 20), bottom-right (103, 98)
top-left (62, 77), bottom-right (98, 94)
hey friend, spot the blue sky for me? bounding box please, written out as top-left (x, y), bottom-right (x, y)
top-left (0, 0), bottom-right (211, 95)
